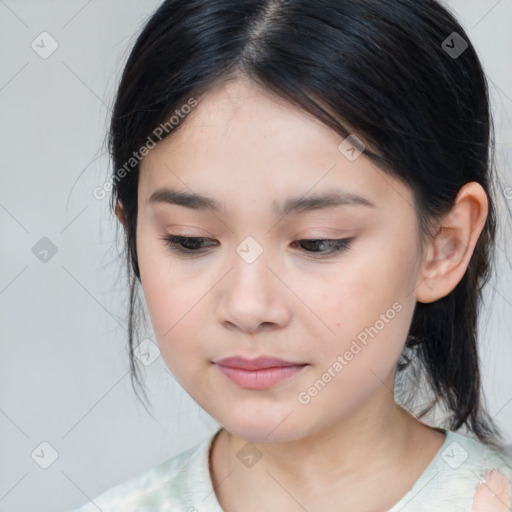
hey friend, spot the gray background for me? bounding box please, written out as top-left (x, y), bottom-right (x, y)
top-left (0, 1), bottom-right (511, 511)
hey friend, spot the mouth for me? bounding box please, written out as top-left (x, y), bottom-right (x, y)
top-left (213, 355), bottom-right (308, 389)
top-left (214, 355), bottom-right (307, 370)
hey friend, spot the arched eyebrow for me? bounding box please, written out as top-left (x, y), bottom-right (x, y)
top-left (148, 187), bottom-right (377, 217)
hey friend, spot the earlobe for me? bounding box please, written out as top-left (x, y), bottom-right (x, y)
top-left (115, 201), bottom-right (126, 227)
top-left (415, 182), bottom-right (489, 304)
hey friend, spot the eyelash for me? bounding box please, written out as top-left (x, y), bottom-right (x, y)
top-left (160, 235), bottom-right (353, 258)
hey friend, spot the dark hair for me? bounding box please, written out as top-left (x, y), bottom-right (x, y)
top-left (107, 0), bottom-right (511, 450)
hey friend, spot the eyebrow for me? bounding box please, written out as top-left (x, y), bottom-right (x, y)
top-left (148, 187), bottom-right (377, 217)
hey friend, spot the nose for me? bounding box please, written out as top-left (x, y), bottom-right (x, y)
top-left (215, 249), bottom-right (292, 335)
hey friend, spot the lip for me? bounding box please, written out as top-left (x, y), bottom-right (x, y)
top-left (214, 355), bottom-right (306, 370)
top-left (214, 355), bottom-right (308, 389)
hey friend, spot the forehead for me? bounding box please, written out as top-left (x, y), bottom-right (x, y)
top-left (152, 78), bottom-right (343, 159)
top-left (138, 79), bottom-right (413, 214)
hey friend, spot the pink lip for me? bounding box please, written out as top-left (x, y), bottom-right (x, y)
top-left (214, 356), bottom-right (308, 389)
top-left (215, 355), bottom-right (305, 370)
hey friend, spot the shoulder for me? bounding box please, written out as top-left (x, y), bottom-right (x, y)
top-left (428, 430), bottom-right (512, 511)
top-left (71, 429), bottom-right (221, 512)
top-left (390, 429), bottom-right (512, 512)
top-left (443, 430), bottom-right (512, 478)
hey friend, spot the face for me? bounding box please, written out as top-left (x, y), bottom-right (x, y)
top-left (134, 77), bottom-right (423, 443)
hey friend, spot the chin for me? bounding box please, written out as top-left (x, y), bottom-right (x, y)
top-left (219, 413), bottom-right (311, 444)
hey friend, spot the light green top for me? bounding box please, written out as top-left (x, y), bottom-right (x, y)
top-left (72, 428), bottom-right (512, 511)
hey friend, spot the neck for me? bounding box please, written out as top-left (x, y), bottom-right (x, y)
top-left (228, 390), bottom-right (411, 485)
top-left (209, 385), bottom-right (442, 511)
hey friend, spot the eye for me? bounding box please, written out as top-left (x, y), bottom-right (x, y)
top-left (161, 235), bottom-right (353, 257)
top-left (291, 238), bottom-right (353, 256)
top-left (161, 235), bottom-right (217, 254)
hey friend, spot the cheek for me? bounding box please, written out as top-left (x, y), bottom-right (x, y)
top-left (316, 244), bottom-right (416, 362)
top-left (301, 273), bottom-right (413, 414)
top-left (137, 232), bottom-right (204, 360)
top-left (140, 269), bottom-right (208, 383)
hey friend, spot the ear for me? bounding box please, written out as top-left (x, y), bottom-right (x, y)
top-left (415, 182), bottom-right (489, 304)
top-left (115, 201), bottom-right (126, 227)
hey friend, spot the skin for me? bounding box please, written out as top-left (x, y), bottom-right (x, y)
top-left (116, 77), bottom-right (491, 511)
top-left (472, 471), bottom-right (511, 511)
